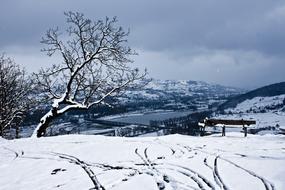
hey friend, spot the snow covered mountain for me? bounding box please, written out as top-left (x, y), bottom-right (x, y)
top-left (119, 79), bottom-right (243, 110)
top-left (219, 82), bottom-right (285, 111)
top-left (223, 95), bottom-right (285, 114)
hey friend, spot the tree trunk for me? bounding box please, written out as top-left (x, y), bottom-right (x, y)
top-left (37, 121), bottom-right (50, 137)
top-left (32, 105), bottom-right (86, 138)
top-left (15, 126), bottom-right (19, 139)
top-left (32, 108), bottom-right (59, 138)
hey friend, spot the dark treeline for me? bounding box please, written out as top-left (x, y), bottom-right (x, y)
top-left (150, 111), bottom-right (212, 136)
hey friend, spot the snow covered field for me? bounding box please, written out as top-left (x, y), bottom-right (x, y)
top-left (0, 133), bottom-right (284, 190)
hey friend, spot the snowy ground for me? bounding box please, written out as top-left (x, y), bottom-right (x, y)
top-left (0, 133), bottom-right (284, 190)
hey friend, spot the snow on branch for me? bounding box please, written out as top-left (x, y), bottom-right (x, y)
top-left (32, 12), bottom-right (147, 137)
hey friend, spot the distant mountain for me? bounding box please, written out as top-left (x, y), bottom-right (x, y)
top-left (222, 95), bottom-right (285, 114)
top-left (119, 79), bottom-right (243, 111)
top-left (218, 82), bottom-right (285, 111)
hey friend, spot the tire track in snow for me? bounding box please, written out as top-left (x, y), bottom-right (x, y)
top-left (214, 156), bottom-right (229, 190)
top-left (196, 148), bottom-right (276, 190)
top-left (2, 147), bottom-right (23, 160)
top-left (160, 166), bottom-right (207, 190)
top-left (203, 157), bottom-right (213, 170)
top-left (172, 181), bottom-right (200, 190)
top-left (135, 147), bottom-right (166, 190)
top-left (166, 163), bottom-right (216, 190)
top-left (139, 145), bottom-right (201, 190)
top-left (135, 148), bottom-right (149, 166)
top-left (176, 144), bottom-right (200, 159)
top-left (87, 162), bottom-right (143, 189)
top-left (52, 152), bottom-right (105, 190)
top-left (143, 147), bottom-right (185, 190)
top-left (154, 140), bottom-right (185, 159)
top-left (158, 143), bottom-right (215, 189)
top-left (103, 171), bottom-right (141, 189)
top-left (204, 157), bottom-right (224, 189)
top-left (219, 157), bottom-right (275, 190)
top-left (144, 147), bottom-right (152, 164)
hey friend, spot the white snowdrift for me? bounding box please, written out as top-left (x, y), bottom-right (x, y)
top-left (0, 133), bottom-right (284, 190)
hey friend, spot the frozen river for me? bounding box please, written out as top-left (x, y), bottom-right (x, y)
top-left (100, 110), bottom-right (193, 125)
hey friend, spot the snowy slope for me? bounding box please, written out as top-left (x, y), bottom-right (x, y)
top-left (0, 134), bottom-right (284, 190)
top-left (119, 79), bottom-right (242, 110)
top-left (124, 79), bottom-right (241, 100)
top-left (224, 95), bottom-right (285, 114)
top-left (218, 82), bottom-right (285, 111)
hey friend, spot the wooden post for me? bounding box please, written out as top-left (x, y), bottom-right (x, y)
top-left (200, 125), bottom-right (206, 136)
top-left (222, 125), bottom-right (225, 136)
top-left (243, 126), bottom-right (247, 137)
top-left (242, 119), bottom-right (247, 137)
top-left (15, 126), bottom-right (19, 139)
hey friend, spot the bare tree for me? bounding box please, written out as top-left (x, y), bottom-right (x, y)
top-left (32, 12), bottom-right (146, 138)
top-left (0, 54), bottom-right (31, 138)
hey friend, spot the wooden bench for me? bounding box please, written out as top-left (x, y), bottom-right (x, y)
top-left (198, 118), bottom-right (256, 137)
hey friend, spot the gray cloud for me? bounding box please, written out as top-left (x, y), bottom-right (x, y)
top-left (1, 0), bottom-right (285, 89)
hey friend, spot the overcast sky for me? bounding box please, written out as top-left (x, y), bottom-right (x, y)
top-left (1, 0), bottom-right (285, 89)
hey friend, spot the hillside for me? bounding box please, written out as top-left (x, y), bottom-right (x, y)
top-left (218, 82), bottom-right (285, 111)
top-left (120, 79), bottom-right (243, 111)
